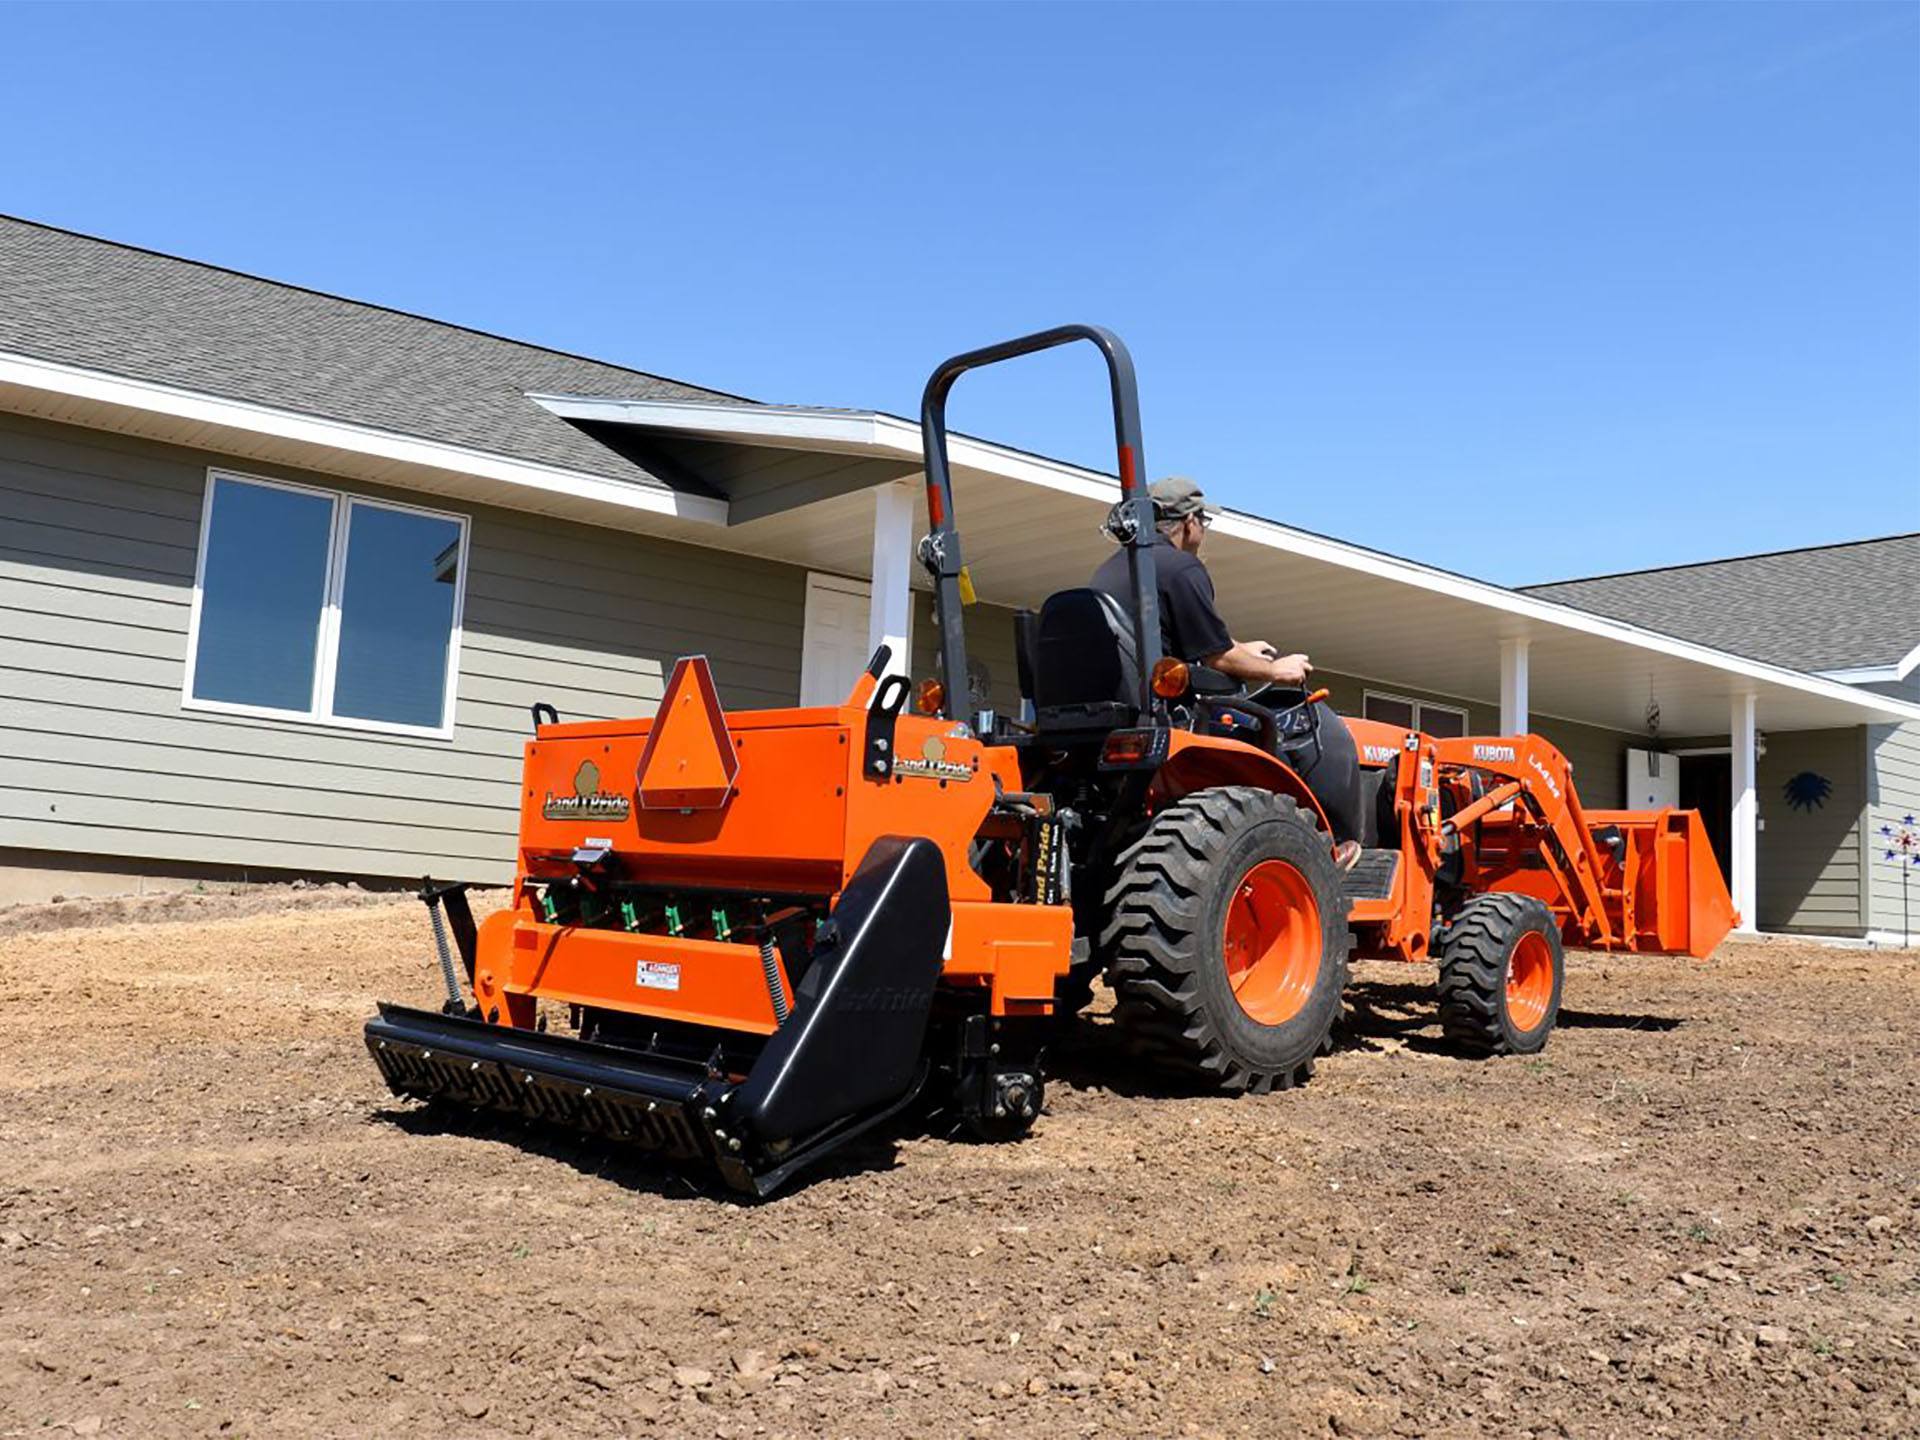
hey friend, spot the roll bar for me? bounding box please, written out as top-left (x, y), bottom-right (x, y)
top-left (917, 324), bottom-right (1162, 722)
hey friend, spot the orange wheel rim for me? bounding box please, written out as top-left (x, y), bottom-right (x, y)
top-left (1506, 931), bottom-right (1554, 1032)
top-left (1221, 859), bottom-right (1322, 1025)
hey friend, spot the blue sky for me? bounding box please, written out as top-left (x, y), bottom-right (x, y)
top-left (3, 2), bottom-right (1914, 584)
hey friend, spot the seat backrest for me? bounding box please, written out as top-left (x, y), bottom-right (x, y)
top-left (1032, 588), bottom-right (1141, 731)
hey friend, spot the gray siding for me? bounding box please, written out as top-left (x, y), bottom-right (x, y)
top-left (1862, 674), bottom-right (1920, 941)
top-left (909, 594), bottom-right (1025, 718)
top-left (1756, 727), bottom-right (1864, 935)
top-left (0, 412), bottom-right (808, 884)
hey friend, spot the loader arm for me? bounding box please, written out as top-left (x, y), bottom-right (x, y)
top-left (1429, 735), bottom-right (1619, 948)
top-left (1391, 732), bottom-right (1738, 957)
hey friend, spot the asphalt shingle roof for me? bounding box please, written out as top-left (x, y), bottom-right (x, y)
top-left (0, 215), bottom-right (736, 490)
top-left (1524, 534), bottom-right (1920, 673)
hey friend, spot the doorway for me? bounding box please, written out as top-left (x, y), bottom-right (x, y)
top-left (800, 573), bottom-right (907, 707)
top-left (1679, 753), bottom-right (1733, 885)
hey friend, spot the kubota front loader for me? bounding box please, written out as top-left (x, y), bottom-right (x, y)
top-left (366, 325), bottom-right (1737, 1195)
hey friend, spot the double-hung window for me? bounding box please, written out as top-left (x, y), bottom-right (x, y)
top-left (183, 470), bottom-right (469, 738)
top-left (1362, 690), bottom-right (1468, 739)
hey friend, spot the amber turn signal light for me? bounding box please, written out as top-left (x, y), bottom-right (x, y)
top-left (1150, 657), bottom-right (1190, 699)
top-left (913, 678), bottom-right (946, 715)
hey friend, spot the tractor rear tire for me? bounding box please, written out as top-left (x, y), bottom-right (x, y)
top-left (1102, 787), bottom-right (1353, 1094)
top-left (1435, 893), bottom-right (1564, 1056)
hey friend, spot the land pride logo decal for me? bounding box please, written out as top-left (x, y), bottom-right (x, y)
top-left (542, 758), bottom-right (632, 821)
top-left (892, 735), bottom-right (976, 782)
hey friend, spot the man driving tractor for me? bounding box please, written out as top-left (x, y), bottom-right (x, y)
top-left (1092, 474), bottom-right (1364, 866)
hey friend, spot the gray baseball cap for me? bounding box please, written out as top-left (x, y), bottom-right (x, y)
top-left (1149, 474), bottom-right (1212, 521)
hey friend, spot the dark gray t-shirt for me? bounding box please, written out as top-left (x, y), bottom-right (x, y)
top-left (1091, 536), bottom-right (1234, 663)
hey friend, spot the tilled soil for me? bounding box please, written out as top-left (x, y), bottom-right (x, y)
top-left (1, 899), bottom-right (1916, 1438)
top-left (0, 879), bottom-right (417, 937)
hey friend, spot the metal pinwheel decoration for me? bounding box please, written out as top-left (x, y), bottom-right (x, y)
top-left (1884, 814), bottom-right (1920, 948)
top-left (1885, 814), bottom-right (1920, 866)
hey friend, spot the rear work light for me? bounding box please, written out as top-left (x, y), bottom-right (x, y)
top-left (1100, 727), bottom-right (1170, 770)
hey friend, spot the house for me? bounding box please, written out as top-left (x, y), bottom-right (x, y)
top-left (3, 215), bottom-right (1916, 944)
top-left (1526, 537), bottom-right (1920, 944)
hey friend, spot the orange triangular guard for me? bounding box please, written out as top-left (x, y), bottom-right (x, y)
top-left (636, 656), bottom-right (740, 810)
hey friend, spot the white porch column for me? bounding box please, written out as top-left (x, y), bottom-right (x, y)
top-left (867, 482), bottom-right (915, 684)
top-left (1500, 637), bottom-right (1530, 736)
top-left (1730, 692), bottom-right (1759, 932)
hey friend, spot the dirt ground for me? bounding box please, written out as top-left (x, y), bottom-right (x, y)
top-left (2, 894), bottom-right (1916, 1439)
top-left (0, 880), bottom-right (407, 937)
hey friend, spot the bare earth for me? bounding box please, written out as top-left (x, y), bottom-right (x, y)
top-left (2, 894), bottom-right (1916, 1438)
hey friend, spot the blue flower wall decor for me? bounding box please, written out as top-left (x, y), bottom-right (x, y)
top-left (1782, 771), bottom-right (1831, 813)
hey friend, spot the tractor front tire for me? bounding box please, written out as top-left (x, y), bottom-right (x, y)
top-left (1435, 893), bottom-right (1564, 1056)
top-left (1103, 787), bottom-right (1353, 1094)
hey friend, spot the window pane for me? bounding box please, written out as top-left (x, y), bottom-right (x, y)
top-left (1363, 694), bottom-right (1415, 729)
top-left (331, 503), bottom-right (462, 728)
top-left (191, 478), bottom-right (333, 711)
top-left (1420, 705), bottom-right (1467, 739)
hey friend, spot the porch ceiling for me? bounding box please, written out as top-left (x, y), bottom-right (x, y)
top-left (538, 395), bottom-right (1920, 740)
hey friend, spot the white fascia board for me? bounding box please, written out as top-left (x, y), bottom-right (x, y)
top-left (0, 350), bottom-right (730, 526)
top-left (529, 393), bottom-right (905, 458)
top-left (522, 393), bottom-right (1920, 727)
top-left (1820, 640), bottom-right (1920, 685)
top-left (1209, 510), bottom-right (1920, 722)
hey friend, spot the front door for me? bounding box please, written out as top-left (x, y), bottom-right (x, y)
top-left (1679, 754), bottom-right (1733, 884)
top-left (799, 573), bottom-right (874, 706)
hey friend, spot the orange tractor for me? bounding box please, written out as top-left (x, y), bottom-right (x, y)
top-left (367, 326), bottom-right (1736, 1194)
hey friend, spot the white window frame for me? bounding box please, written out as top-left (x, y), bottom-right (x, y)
top-left (1363, 688), bottom-right (1469, 737)
top-left (181, 468), bottom-right (470, 740)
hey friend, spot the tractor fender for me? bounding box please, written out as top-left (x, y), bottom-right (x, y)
top-left (1150, 730), bottom-right (1332, 835)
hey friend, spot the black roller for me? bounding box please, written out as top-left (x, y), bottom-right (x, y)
top-left (363, 835), bottom-right (954, 1197)
top-left (366, 1002), bottom-right (723, 1165)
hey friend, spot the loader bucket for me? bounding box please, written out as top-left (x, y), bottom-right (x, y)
top-left (365, 835), bottom-right (953, 1196)
top-left (1586, 808), bottom-right (1738, 958)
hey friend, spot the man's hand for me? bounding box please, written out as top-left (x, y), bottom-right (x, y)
top-left (1267, 652), bottom-right (1312, 686)
top-left (1244, 641), bottom-right (1312, 687)
top-left (1205, 641), bottom-right (1314, 689)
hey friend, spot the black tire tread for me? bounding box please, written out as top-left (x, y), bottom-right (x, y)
top-left (1435, 892), bottom-right (1562, 1057)
top-left (1101, 787), bottom-right (1353, 1094)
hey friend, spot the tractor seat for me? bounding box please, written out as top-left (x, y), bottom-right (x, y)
top-left (1026, 588), bottom-right (1141, 732)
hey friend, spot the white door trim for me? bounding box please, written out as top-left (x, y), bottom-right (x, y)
top-left (801, 571), bottom-right (912, 706)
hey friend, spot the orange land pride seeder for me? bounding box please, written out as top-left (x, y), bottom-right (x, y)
top-left (366, 326), bottom-right (1736, 1195)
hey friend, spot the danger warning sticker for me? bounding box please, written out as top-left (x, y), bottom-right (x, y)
top-left (634, 960), bottom-right (681, 992)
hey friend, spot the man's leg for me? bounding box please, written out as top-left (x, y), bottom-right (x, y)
top-left (1291, 700), bottom-right (1364, 847)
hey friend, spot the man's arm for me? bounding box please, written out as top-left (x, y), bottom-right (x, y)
top-left (1161, 561), bottom-right (1312, 687)
top-left (1201, 641), bottom-right (1312, 688)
